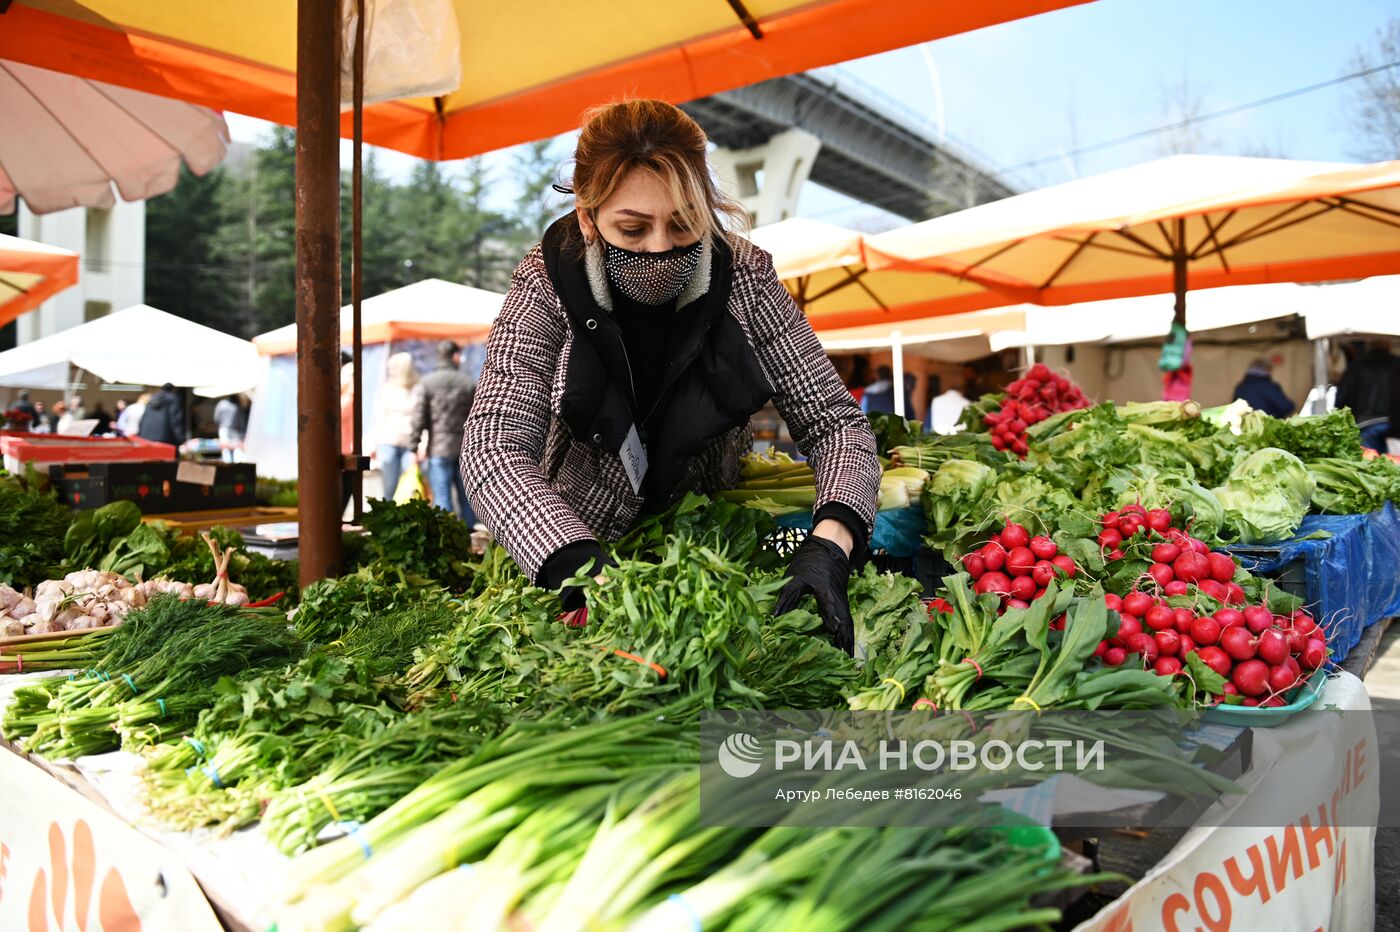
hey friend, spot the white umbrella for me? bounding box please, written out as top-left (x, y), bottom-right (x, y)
top-left (0, 59), bottom-right (229, 215)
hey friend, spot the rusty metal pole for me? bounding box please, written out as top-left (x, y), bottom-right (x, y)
top-left (1172, 217), bottom-right (1188, 325)
top-left (295, 0), bottom-right (343, 585)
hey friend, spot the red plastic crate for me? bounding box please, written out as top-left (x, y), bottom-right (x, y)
top-left (1, 431), bottom-right (176, 472)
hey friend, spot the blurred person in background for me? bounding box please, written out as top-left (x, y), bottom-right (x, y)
top-left (138, 383), bottom-right (186, 446)
top-left (33, 400), bottom-right (54, 433)
top-left (1232, 358), bottom-right (1294, 418)
top-left (927, 378), bottom-right (971, 435)
top-left (214, 394), bottom-right (250, 462)
top-left (1335, 339), bottom-right (1396, 451)
top-left (860, 365), bottom-right (915, 417)
top-left (12, 390), bottom-right (37, 428)
top-left (372, 352), bottom-right (421, 500)
top-left (53, 400), bottom-right (73, 434)
top-left (119, 394), bottom-right (149, 438)
top-left (413, 340), bottom-right (477, 525)
top-left (90, 402), bottom-right (112, 435)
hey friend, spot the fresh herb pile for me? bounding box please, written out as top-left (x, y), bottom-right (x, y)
top-left (0, 467), bottom-right (72, 588)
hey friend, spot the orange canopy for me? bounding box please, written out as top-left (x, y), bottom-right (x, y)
top-left (861, 155), bottom-right (1400, 322)
top-left (0, 233), bottom-right (79, 329)
top-left (1, 0), bottom-right (1093, 161)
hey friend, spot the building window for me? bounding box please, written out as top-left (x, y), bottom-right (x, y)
top-left (85, 208), bottom-right (110, 273)
top-left (84, 301), bottom-right (111, 322)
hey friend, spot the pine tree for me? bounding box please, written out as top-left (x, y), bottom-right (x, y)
top-left (144, 165), bottom-right (246, 334)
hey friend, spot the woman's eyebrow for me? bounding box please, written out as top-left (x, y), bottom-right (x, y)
top-left (616, 209), bottom-right (654, 219)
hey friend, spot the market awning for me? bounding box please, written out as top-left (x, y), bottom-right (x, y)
top-left (751, 218), bottom-right (994, 331)
top-left (0, 57), bottom-right (229, 216)
top-left (862, 155), bottom-right (1400, 321)
top-left (1303, 276), bottom-right (1400, 339)
top-left (816, 307), bottom-right (1027, 363)
top-left (0, 304), bottom-right (259, 397)
top-left (251, 278), bottom-right (503, 356)
top-left (0, 232), bottom-right (79, 330)
top-left (0, 0), bottom-right (1094, 160)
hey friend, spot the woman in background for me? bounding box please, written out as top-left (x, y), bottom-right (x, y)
top-left (372, 352), bottom-right (421, 501)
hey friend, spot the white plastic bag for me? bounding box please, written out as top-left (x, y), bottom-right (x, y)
top-left (342, 0), bottom-right (461, 108)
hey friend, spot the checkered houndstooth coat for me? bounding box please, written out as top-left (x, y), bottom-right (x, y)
top-left (461, 231), bottom-right (880, 583)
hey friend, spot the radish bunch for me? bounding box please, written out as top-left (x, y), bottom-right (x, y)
top-left (1096, 505), bottom-right (1248, 605)
top-left (960, 522), bottom-right (1079, 612)
top-left (1096, 590), bottom-right (1328, 706)
top-left (984, 364), bottom-right (1090, 457)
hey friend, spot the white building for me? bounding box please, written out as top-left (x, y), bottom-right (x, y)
top-left (16, 199), bottom-right (145, 344)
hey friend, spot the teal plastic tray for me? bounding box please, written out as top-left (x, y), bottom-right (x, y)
top-left (1201, 667), bottom-right (1328, 727)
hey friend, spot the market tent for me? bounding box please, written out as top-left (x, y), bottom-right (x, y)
top-left (2, 0), bottom-right (1093, 161)
top-left (251, 278), bottom-right (503, 355)
top-left (1303, 276), bottom-right (1400, 339)
top-left (988, 281), bottom-right (1319, 351)
top-left (0, 304), bottom-right (258, 396)
top-left (751, 218), bottom-right (991, 331)
top-left (863, 155), bottom-right (1400, 323)
top-left (817, 307), bottom-right (1027, 361)
top-left (0, 58), bottom-right (229, 216)
top-left (0, 233), bottom-right (78, 329)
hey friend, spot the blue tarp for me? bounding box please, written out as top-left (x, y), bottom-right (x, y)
top-left (776, 506), bottom-right (926, 558)
top-left (1223, 502), bottom-right (1400, 663)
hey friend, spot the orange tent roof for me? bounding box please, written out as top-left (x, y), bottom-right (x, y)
top-left (1, 0), bottom-right (1093, 161)
top-left (0, 233), bottom-right (79, 329)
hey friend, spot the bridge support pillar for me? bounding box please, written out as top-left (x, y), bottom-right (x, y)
top-left (709, 128), bottom-right (821, 228)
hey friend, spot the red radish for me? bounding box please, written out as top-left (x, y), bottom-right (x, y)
top-left (1207, 552), bottom-right (1236, 583)
top-left (1093, 640), bottom-right (1109, 658)
top-left (1050, 554), bottom-right (1078, 578)
top-left (1245, 610), bottom-right (1274, 636)
top-left (1164, 580), bottom-right (1190, 597)
top-left (1144, 605), bottom-right (1175, 632)
top-left (1268, 665), bottom-right (1299, 694)
top-left (1155, 629), bottom-right (1181, 656)
top-left (1116, 615), bottom-right (1143, 642)
top-left (1127, 633), bottom-right (1159, 663)
top-left (1185, 537), bottom-right (1210, 555)
top-left (1107, 549), bottom-right (1124, 561)
top-left (1005, 547), bottom-right (1036, 576)
top-left (1190, 616), bottom-right (1222, 646)
top-left (1147, 563), bottom-right (1174, 587)
top-left (1098, 528), bottom-right (1123, 550)
top-left (1001, 523), bottom-right (1031, 549)
top-left (1146, 509), bottom-right (1173, 533)
top-left (1121, 504), bottom-right (1147, 519)
top-left (991, 434), bottom-right (1007, 451)
top-left (1034, 587), bottom-right (1049, 600)
top-left (1179, 634), bottom-right (1197, 655)
top-left (982, 542), bottom-right (1006, 572)
top-left (1242, 605), bottom-right (1273, 632)
top-left (1224, 583), bottom-right (1247, 605)
top-left (975, 572), bottom-right (1012, 596)
top-left (1213, 608), bottom-right (1245, 629)
top-left (1010, 575), bottom-right (1036, 601)
top-left (1009, 419), bottom-right (1027, 435)
top-left (1154, 656), bottom-right (1183, 677)
top-left (1285, 627), bottom-right (1307, 653)
top-left (1172, 607), bottom-right (1195, 628)
top-left (1103, 647), bottom-right (1127, 666)
top-left (1256, 629), bottom-right (1289, 666)
top-left (1151, 543), bottom-right (1182, 564)
top-left (1243, 698), bottom-right (1260, 707)
top-left (1172, 552), bottom-right (1210, 584)
top-left (1232, 659), bottom-right (1270, 697)
top-left (1221, 682), bottom-right (1240, 697)
top-left (962, 553), bottom-right (987, 578)
top-left (1199, 579), bottom-right (1228, 602)
top-left (1301, 639), bottom-right (1326, 669)
top-left (1031, 561), bottom-right (1056, 588)
top-left (1005, 598), bottom-right (1031, 611)
top-left (1029, 536), bottom-right (1058, 559)
top-left (1261, 696), bottom-right (1287, 708)
top-left (1284, 655), bottom-right (1301, 676)
top-left (1028, 363), bottom-right (1053, 381)
top-left (1100, 511), bottom-right (1121, 526)
top-left (1197, 646), bottom-right (1232, 677)
top-left (1221, 626), bottom-right (1257, 661)
top-left (1103, 592), bottom-right (1123, 611)
top-left (1292, 613), bottom-right (1318, 637)
top-left (1122, 591), bottom-right (1154, 617)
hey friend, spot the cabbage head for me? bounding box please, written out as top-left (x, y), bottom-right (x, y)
top-left (1213, 448), bottom-right (1315, 544)
top-left (925, 459), bottom-right (995, 533)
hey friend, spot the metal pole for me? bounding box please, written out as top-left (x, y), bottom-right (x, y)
top-left (295, 0), bottom-right (343, 584)
top-left (1172, 218), bottom-right (1188, 326)
top-left (350, 0), bottom-right (365, 521)
top-left (1022, 345), bottom-right (1036, 369)
top-left (891, 330), bottom-right (905, 419)
top-left (1311, 337), bottom-right (1331, 415)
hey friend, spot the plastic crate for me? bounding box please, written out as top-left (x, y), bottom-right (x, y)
top-left (1, 431), bottom-right (175, 473)
top-left (48, 461), bottom-right (256, 513)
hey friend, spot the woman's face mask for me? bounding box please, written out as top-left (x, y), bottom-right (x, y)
top-left (601, 236), bottom-right (703, 305)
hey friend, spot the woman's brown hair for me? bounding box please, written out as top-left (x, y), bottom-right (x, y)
top-left (569, 99), bottom-right (748, 247)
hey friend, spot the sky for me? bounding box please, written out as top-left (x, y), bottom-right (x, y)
top-left (224, 0), bottom-right (1397, 230)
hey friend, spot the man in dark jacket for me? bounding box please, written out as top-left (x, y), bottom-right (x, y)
top-left (137, 383), bottom-right (187, 446)
top-left (412, 341), bottom-right (477, 524)
top-left (1336, 341), bottom-right (1396, 450)
top-left (1232, 358), bottom-right (1294, 418)
top-left (11, 391), bottom-right (37, 430)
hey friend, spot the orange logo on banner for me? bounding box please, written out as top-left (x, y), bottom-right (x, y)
top-left (27, 820), bottom-right (140, 932)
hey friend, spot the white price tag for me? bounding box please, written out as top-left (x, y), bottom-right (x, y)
top-left (619, 424), bottom-right (648, 495)
top-left (176, 461), bottom-right (218, 487)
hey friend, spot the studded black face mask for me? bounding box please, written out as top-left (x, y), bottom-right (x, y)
top-left (601, 237), bottom-right (703, 306)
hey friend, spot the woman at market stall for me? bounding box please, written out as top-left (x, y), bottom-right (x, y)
top-left (462, 99), bottom-right (880, 653)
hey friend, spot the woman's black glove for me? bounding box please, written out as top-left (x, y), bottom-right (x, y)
top-left (773, 535), bottom-right (854, 655)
